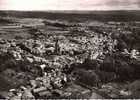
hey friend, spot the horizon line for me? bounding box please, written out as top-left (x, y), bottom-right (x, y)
top-left (0, 9), bottom-right (140, 12)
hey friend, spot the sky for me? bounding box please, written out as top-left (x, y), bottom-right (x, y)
top-left (0, 0), bottom-right (140, 11)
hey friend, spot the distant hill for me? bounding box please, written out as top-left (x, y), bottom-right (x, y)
top-left (0, 17), bottom-right (14, 24)
top-left (0, 10), bottom-right (140, 22)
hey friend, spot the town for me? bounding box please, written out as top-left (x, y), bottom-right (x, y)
top-left (0, 11), bottom-right (140, 99)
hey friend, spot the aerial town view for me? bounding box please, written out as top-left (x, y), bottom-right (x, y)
top-left (0, 0), bottom-right (140, 99)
